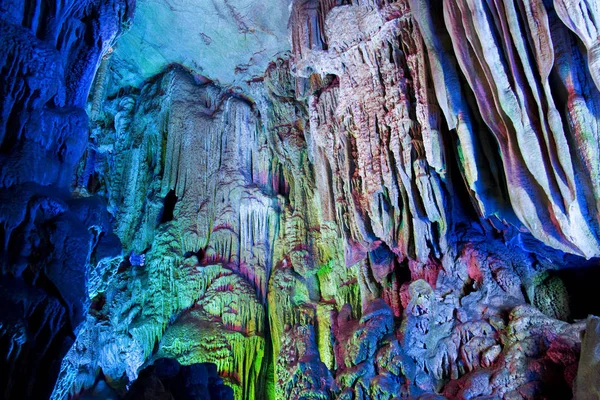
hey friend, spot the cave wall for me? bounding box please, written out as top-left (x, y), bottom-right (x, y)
top-left (280, 1), bottom-right (600, 396)
top-left (59, 1), bottom-right (600, 399)
top-left (2, 0), bottom-right (600, 399)
top-left (54, 66), bottom-right (280, 399)
top-left (0, 0), bottom-right (134, 398)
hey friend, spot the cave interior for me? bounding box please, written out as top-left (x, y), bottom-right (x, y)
top-left (1, 0), bottom-right (600, 399)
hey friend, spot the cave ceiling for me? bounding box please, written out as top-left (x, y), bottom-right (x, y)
top-left (110, 0), bottom-right (292, 89)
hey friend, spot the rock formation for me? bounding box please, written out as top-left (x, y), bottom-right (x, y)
top-left (1, 0), bottom-right (600, 399)
top-left (0, 0), bottom-right (133, 398)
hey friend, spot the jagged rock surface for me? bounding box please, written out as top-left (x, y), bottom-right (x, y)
top-left (2, 0), bottom-right (600, 399)
top-left (61, 0), bottom-right (600, 397)
top-left (54, 66), bottom-right (281, 400)
top-left (0, 0), bottom-right (133, 398)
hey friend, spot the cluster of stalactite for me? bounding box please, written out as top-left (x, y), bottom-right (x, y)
top-left (277, 0), bottom-right (600, 398)
top-left (52, 66), bottom-right (281, 400)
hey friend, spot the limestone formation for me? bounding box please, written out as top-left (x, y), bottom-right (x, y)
top-left (1, 0), bottom-right (600, 399)
top-left (0, 0), bottom-right (133, 397)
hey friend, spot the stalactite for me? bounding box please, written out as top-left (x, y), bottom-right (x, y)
top-left (6, 0), bottom-right (595, 398)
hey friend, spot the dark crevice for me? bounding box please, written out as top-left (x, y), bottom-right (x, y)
top-left (556, 259), bottom-right (600, 320)
top-left (160, 189), bottom-right (178, 223)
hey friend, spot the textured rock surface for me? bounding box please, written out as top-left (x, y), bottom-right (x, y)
top-left (53, 66), bottom-right (278, 400)
top-left (575, 316), bottom-right (600, 399)
top-left (0, 0), bottom-right (133, 398)
top-left (108, 0), bottom-right (292, 89)
top-left (2, 0), bottom-right (600, 399)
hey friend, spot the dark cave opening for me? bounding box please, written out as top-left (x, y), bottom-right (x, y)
top-left (87, 171), bottom-right (102, 194)
top-left (557, 260), bottom-right (600, 320)
top-left (160, 189), bottom-right (178, 223)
